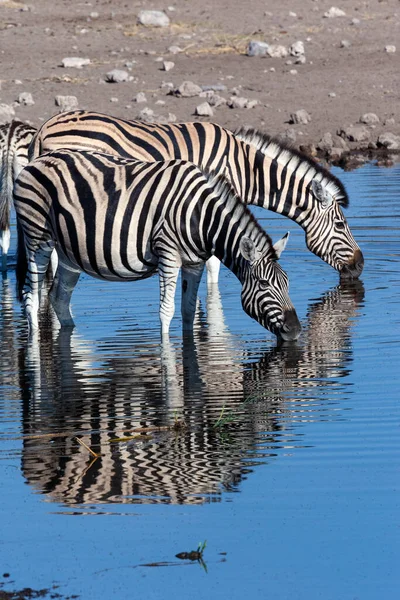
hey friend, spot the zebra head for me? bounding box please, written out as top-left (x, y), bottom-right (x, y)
top-left (305, 180), bottom-right (364, 280)
top-left (239, 233), bottom-right (301, 341)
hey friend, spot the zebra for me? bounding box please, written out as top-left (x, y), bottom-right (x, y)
top-left (27, 110), bottom-right (364, 282)
top-left (0, 120), bottom-right (36, 271)
top-left (14, 149), bottom-right (301, 340)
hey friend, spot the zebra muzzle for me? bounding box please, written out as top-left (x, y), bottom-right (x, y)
top-left (279, 309), bottom-right (302, 341)
top-left (340, 248), bottom-right (364, 280)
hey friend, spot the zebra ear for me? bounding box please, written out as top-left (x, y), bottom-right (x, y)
top-left (312, 180), bottom-right (333, 209)
top-left (240, 237), bottom-right (260, 264)
top-left (273, 232), bottom-right (289, 258)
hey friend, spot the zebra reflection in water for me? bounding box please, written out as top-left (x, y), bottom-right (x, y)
top-left (17, 281), bottom-right (364, 506)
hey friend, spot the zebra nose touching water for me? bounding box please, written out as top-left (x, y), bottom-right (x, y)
top-left (13, 150), bottom-right (301, 341)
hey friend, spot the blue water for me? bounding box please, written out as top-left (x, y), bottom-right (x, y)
top-left (0, 162), bottom-right (399, 599)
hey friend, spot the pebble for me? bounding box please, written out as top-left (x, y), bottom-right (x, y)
top-left (360, 113), bottom-right (379, 125)
top-left (227, 97), bottom-right (258, 109)
top-left (168, 45), bottom-right (182, 54)
top-left (289, 69), bottom-right (298, 75)
top-left (377, 133), bottom-right (400, 149)
top-left (162, 61), bottom-right (175, 72)
top-left (110, 97), bottom-right (119, 103)
top-left (340, 40), bottom-right (351, 48)
top-left (328, 92), bottom-right (336, 98)
top-left (55, 95), bottom-right (78, 112)
top-left (295, 55), bottom-right (306, 64)
top-left (277, 128), bottom-right (297, 144)
top-left (317, 132), bottom-right (334, 152)
top-left (290, 109), bottom-right (311, 124)
top-left (195, 102), bottom-right (214, 117)
top-left (105, 69), bottom-right (130, 83)
top-left (338, 125), bottom-right (370, 142)
top-left (0, 103), bottom-right (15, 124)
top-left (199, 91), bottom-right (226, 107)
top-left (266, 45), bottom-right (288, 58)
top-left (174, 81), bottom-right (202, 97)
top-left (137, 10), bottom-right (170, 28)
top-left (61, 57), bottom-right (91, 69)
top-left (384, 45), bottom-right (396, 53)
top-left (323, 7), bottom-right (346, 18)
top-left (18, 92), bottom-right (34, 105)
top-left (351, 18), bottom-right (360, 25)
top-left (247, 41), bottom-right (270, 57)
top-left (289, 41), bottom-right (305, 57)
top-left (134, 92), bottom-right (147, 103)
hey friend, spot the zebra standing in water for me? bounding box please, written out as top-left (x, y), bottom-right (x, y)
top-left (27, 110), bottom-right (364, 282)
top-left (14, 149), bottom-right (301, 340)
top-left (0, 120), bottom-right (36, 270)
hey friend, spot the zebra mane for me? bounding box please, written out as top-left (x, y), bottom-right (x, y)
top-left (234, 127), bottom-right (349, 208)
top-left (202, 169), bottom-right (277, 259)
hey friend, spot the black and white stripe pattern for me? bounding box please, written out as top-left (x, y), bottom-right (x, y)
top-left (29, 110), bottom-right (364, 280)
top-left (14, 149), bottom-right (301, 340)
top-left (0, 120), bottom-right (36, 269)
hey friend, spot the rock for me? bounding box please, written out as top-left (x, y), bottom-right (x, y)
top-left (195, 102), bottom-right (214, 117)
top-left (384, 45), bottom-right (396, 54)
top-left (162, 61), bottom-right (175, 72)
top-left (105, 69), bottom-right (130, 83)
top-left (377, 133), bottom-right (400, 149)
top-left (359, 113), bottom-right (379, 125)
top-left (55, 95), bottom-right (78, 112)
top-left (266, 45), bottom-right (288, 58)
top-left (289, 41), bottom-right (304, 57)
top-left (227, 97), bottom-right (258, 109)
top-left (328, 92), bottom-right (336, 98)
top-left (339, 125), bottom-right (370, 142)
top-left (290, 109), bottom-right (311, 124)
top-left (351, 18), bottom-right (360, 25)
top-left (200, 91), bottom-right (226, 107)
top-left (168, 45), bottom-right (182, 54)
top-left (295, 55), bottom-right (306, 64)
top-left (289, 69), bottom-right (298, 75)
top-left (138, 107), bottom-right (155, 121)
top-left (134, 92), bottom-right (147, 103)
top-left (0, 103), bottom-right (15, 124)
top-left (340, 40), bottom-right (351, 48)
top-left (18, 92), bottom-right (34, 106)
top-left (247, 41), bottom-right (270, 57)
top-left (137, 10), bottom-right (170, 28)
top-left (61, 57), bottom-right (91, 69)
top-left (384, 117), bottom-right (395, 126)
top-left (110, 97), bottom-right (119, 103)
top-left (174, 81), bottom-right (202, 97)
top-left (323, 7), bottom-right (346, 18)
top-left (277, 128), bottom-right (297, 144)
top-left (317, 132), bottom-right (334, 152)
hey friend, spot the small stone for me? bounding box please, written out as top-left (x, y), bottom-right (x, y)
top-left (137, 10), bottom-right (170, 27)
top-left (199, 91), bottom-right (226, 107)
top-left (110, 97), bottom-right (119, 103)
top-left (377, 133), bottom-right (400, 149)
top-left (289, 12), bottom-right (297, 17)
top-left (359, 113), bottom-right (379, 125)
top-left (168, 45), bottom-right (182, 54)
top-left (277, 128), bottom-right (297, 144)
top-left (289, 69), bottom-right (298, 75)
top-left (351, 18), bottom-right (360, 25)
top-left (174, 81), bottom-right (202, 97)
top-left (155, 100), bottom-right (166, 105)
top-left (384, 45), bottom-right (396, 54)
top-left (266, 45), bottom-right (288, 58)
top-left (338, 125), bottom-right (370, 142)
top-left (55, 95), bottom-right (78, 112)
top-left (340, 40), bottom-right (351, 48)
top-left (247, 40), bottom-right (270, 57)
top-left (138, 107), bottom-right (155, 121)
top-left (14, 80), bottom-right (23, 85)
top-left (323, 7), bottom-right (346, 18)
top-left (328, 92), bottom-right (336, 98)
top-left (90, 11), bottom-right (99, 19)
top-left (295, 55), bottom-right (306, 64)
top-left (162, 61), bottom-right (175, 72)
top-left (61, 57), bottom-right (90, 69)
top-left (195, 102), bottom-right (214, 117)
top-left (134, 92), bottom-right (147, 103)
top-left (384, 118), bottom-right (395, 126)
top-left (161, 81), bottom-right (174, 90)
top-left (289, 41), bottom-right (305, 57)
top-left (18, 92), bottom-right (34, 106)
top-left (0, 103), bottom-right (15, 124)
top-left (105, 69), bottom-right (130, 83)
top-left (317, 132), bottom-right (334, 152)
top-left (290, 109), bottom-right (311, 124)
top-left (227, 97), bottom-right (257, 109)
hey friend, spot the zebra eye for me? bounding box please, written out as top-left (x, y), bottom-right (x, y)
top-left (335, 219), bottom-right (346, 230)
top-left (259, 280), bottom-right (270, 290)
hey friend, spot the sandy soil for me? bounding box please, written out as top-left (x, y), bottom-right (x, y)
top-left (1, 0), bottom-right (399, 165)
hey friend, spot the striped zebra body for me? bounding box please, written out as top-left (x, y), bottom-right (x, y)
top-left (29, 110), bottom-right (364, 280)
top-left (0, 120), bottom-right (36, 269)
top-left (14, 149), bottom-right (301, 340)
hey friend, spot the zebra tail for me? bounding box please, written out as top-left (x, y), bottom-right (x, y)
top-left (16, 219), bottom-right (27, 302)
top-left (0, 145), bottom-right (13, 239)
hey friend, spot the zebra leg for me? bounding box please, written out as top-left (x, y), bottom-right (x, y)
top-left (158, 260), bottom-right (180, 337)
top-left (205, 255), bottom-right (221, 287)
top-left (49, 262), bottom-right (81, 328)
top-left (181, 262), bottom-right (205, 331)
top-left (0, 229), bottom-right (11, 272)
top-left (23, 242), bottom-right (54, 331)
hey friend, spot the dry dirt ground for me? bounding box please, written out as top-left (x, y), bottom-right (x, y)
top-left (1, 0), bottom-right (399, 164)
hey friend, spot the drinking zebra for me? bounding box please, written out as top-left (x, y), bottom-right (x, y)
top-left (0, 120), bottom-right (36, 270)
top-left (14, 149), bottom-right (301, 340)
top-left (27, 110), bottom-right (364, 281)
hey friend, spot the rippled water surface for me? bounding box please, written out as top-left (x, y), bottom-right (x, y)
top-left (1, 163), bottom-right (399, 599)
